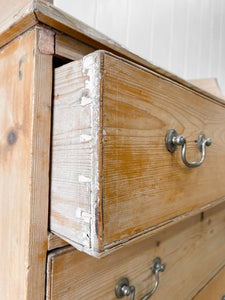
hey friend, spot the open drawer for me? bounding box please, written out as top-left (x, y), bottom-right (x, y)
top-left (50, 50), bottom-right (225, 257)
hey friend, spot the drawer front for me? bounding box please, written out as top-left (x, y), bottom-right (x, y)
top-left (47, 203), bottom-right (225, 299)
top-left (51, 50), bottom-right (225, 256)
top-left (193, 266), bottom-right (225, 300)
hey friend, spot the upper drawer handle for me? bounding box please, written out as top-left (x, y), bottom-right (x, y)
top-left (165, 129), bottom-right (212, 168)
top-left (115, 257), bottom-right (165, 300)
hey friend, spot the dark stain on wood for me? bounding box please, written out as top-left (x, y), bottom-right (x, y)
top-left (7, 130), bottom-right (17, 145)
top-left (156, 241), bottom-right (161, 247)
top-left (200, 212), bottom-right (204, 222)
top-left (19, 55), bottom-right (27, 81)
top-left (95, 207), bottom-right (100, 237)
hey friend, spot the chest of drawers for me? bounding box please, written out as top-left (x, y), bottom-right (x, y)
top-left (1, 1), bottom-right (225, 299)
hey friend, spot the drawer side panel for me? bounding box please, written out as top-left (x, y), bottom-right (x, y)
top-left (51, 52), bottom-right (103, 254)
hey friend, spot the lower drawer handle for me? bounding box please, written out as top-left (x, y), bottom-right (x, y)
top-left (165, 129), bottom-right (211, 168)
top-left (115, 278), bottom-right (135, 300)
top-left (115, 257), bottom-right (165, 300)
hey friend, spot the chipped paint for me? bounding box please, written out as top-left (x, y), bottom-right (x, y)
top-left (81, 96), bottom-right (92, 106)
top-left (80, 134), bottom-right (92, 142)
top-left (78, 175), bottom-right (91, 183)
top-left (82, 52), bottom-right (102, 253)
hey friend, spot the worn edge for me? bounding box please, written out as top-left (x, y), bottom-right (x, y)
top-left (81, 51), bottom-right (103, 255)
top-left (0, 1), bottom-right (38, 49)
top-left (56, 196), bottom-right (225, 258)
top-left (46, 246), bottom-right (74, 299)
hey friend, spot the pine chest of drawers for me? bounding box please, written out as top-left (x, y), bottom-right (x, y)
top-left (1, 1), bottom-right (225, 299)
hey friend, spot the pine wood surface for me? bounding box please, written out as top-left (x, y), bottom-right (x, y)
top-left (0, 28), bottom-right (52, 299)
top-left (0, 0), bottom-right (37, 49)
top-left (48, 233), bottom-right (69, 251)
top-left (193, 265), bottom-right (225, 300)
top-left (47, 203), bottom-right (225, 300)
top-left (55, 33), bottom-right (95, 61)
top-left (51, 50), bottom-right (225, 257)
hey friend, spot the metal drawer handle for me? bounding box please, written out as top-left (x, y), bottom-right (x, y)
top-left (165, 129), bottom-right (211, 168)
top-left (115, 257), bottom-right (165, 300)
top-left (115, 278), bottom-right (135, 300)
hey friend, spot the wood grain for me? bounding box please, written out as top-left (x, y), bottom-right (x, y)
top-left (55, 33), bottom-right (95, 60)
top-left (102, 52), bottom-right (225, 246)
top-left (193, 265), bottom-right (225, 300)
top-left (48, 233), bottom-right (69, 251)
top-left (47, 203), bottom-right (225, 300)
top-left (27, 26), bottom-right (53, 299)
top-left (0, 28), bottom-right (52, 299)
top-left (51, 51), bottom-right (103, 255)
top-left (51, 50), bottom-right (225, 257)
top-left (0, 1), bottom-right (38, 49)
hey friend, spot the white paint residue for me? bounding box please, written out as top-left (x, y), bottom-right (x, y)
top-left (81, 96), bottom-right (92, 106)
top-left (81, 211), bottom-right (92, 222)
top-left (82, 51), bottom-right (102, 251)
top-left (75, 207), bottom-right (82, 218)
top-left (103, 129), bottom-right (107, 136)
top-left (80, 134), bottom-right (92, 142)
top-left (79, 175), bottom-right (91, 183)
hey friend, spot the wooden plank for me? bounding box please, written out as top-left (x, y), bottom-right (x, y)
top-left (190, 78), bottom-right (225, 100)
top-left (102, 52), bottom-right (225, 246)
top-left (47, 203), bottom-right (225, 299)
top-left (0, 0), bottom-right (34, 33)
top-left (51, 51), bottom-right (103, 255)
top-left (193, 265), bottom-right (225, 300)
top-left (34, 0), bottom-right (225, 105)
top-left (55, 33), bottom-right (95, 60)
top-left (26, 26), bottom-right (53, 299)
top-left (48, 233), bottom-right (68, 251)
top-left (0, 27), bottom-right (53, 299)
top-left (0, 12), bottom-right (38, 49)
top-left (51, 50), bottom-right (225, 257)
top-left (0, 1), bottom-right (38, 49)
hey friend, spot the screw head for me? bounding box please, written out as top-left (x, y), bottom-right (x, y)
top-left (206, 138), bottom-right (212, 146)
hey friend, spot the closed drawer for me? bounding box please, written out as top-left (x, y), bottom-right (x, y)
top-left (51, 50), bottom-right (225, 257)
top-left (193, 265), bottom-right (225, 300)
top-left (47, 203), bottom-right (225, 299)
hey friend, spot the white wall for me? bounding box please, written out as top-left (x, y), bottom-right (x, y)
top-left (55, 0), bottom-right (225, 93)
